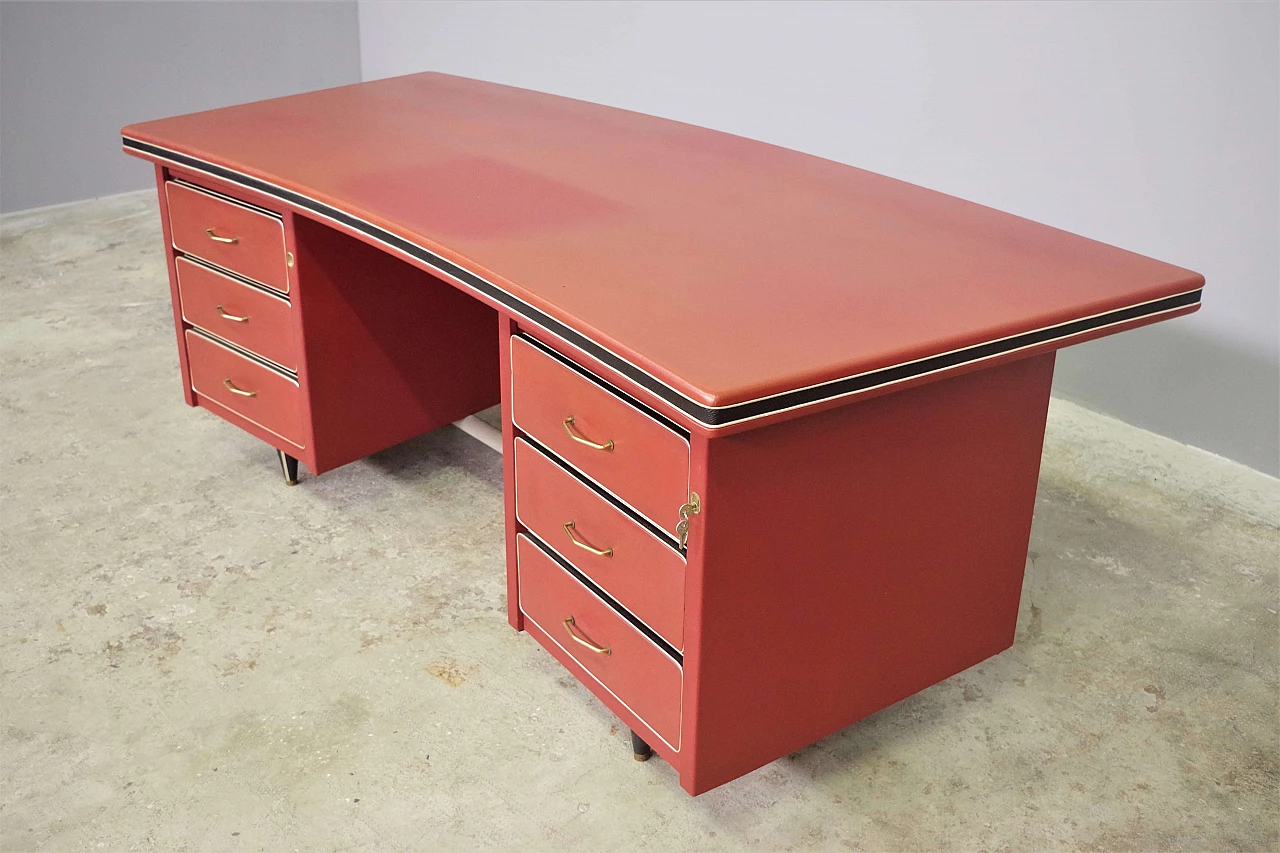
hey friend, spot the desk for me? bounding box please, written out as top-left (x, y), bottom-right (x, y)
top-left (122, 72), bottom-right (1202, 795)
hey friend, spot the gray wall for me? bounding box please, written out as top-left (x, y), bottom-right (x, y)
top-left (4, 2), bottom-right (1273, 474)
top-left (359, 0), bottom-right (1280, 475)
top-left (0, 1), bottom-right (360, 213)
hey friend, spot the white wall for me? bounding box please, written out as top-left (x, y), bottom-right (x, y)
top-left (0, 1), bottom-right (360, 212)
top-left (359, 0), bottom-right (1279, 475)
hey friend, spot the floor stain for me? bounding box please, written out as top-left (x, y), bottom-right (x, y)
top-left (220, 652), bottom-right (259, 676)
top-left (426, 659), bottom-right (472, 687)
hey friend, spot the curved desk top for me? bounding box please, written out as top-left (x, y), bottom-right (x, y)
top-left (124, 72), bottom-right (1202, 429)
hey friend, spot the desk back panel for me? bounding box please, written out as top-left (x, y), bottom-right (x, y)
top-left (290, 215), bottom-right (500, 474)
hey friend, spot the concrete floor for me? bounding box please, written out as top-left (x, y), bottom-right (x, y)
top-left (2, 191), bottom-right (1277, 852)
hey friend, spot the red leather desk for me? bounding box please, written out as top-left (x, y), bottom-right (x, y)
top-left (122, 72), bottom-right (1203, 795)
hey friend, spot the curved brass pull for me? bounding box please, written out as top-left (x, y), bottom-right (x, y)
top-left (563, 616), bottom-right (610, 655)
top-left (562, 416), bottom-right (613, 451)
top-left (222, 378), bottom-right (257, 397)
top-left (563, 521), bottom-right (613, 557)
top-left (205, 228), bottom-right (239, 244)
top-left (215, 304), bottom-right (249, 323)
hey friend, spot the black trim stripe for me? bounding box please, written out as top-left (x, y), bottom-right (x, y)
top-left (180, 254), bottom-right (291, 304)
top-left (518, 433), bottom-right (683, 554)
top-left (126, 137), bottom-right (1202, 428)
top-left (171, 177), bottom-right (281, 219)
top-left (187, 328), bottom-right (297, 380)
top-left (517, 333), bottom-right (689, 438)
top-left (523, 530), bottom-right (683, 665)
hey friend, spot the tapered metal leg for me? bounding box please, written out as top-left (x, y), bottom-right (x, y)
top-left (630, 730), bottom-right (652, 762)
top-left (277, 449), bottom-right (299, 486)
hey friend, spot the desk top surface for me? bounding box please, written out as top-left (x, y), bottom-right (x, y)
top-left (124, 73), bottom-right (1201, 425)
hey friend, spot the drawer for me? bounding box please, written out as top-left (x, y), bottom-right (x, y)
top-left (510, 336), bottom-right (690, 539)
top-left (517, 534), bottom-right (682, 749)
top-left (515, 438), bottom-right (685, 648)
top-left (176, 257), bottom-right (296, 370)
top-left (165, 181), bottom-right (290, 293)
top-left (185, 330), bottom-right (304, 447)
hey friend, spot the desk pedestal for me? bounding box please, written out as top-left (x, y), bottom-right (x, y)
top-left (501, 319), bottom-right (1054, 794)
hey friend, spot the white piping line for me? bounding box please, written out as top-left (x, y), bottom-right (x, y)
top-left (187, 332), bottom-right (306, 450)
top-left (509, 338), bottom-right (689, 543)
top-left (196, 393), bottom-right (306, 453)
top-left (719, 286), bottom-right (1205, 411)
top-left (179, 311), bottom-right (298, 374)
top-left (132, 144), bottom-right (690, 407)
top-left (519, 532), bottom-right (683, 663)
top-left (515, 333), bottom-right (690, 441)
top-left (712, 301), bottom-right (1201, 428)
top-left (176, 256), bottom-right (290, 306)
top-left (170, 177), bottom-right (282, 219)
top-left (187, 327), bottom-right (298, 382)
top-left (509, 335), bottom-right (690, 451)
top-left (500, 289), bottom-right (1197, 431)
top-left (164, 179), bottom-right (290, 292)
top-left (518, 536), bottom-right (682, 753)
top-left (513, 440), bottom-right (688, 651)
top-left (516, 522), bottom-right (686, 653)
top-left (514, 438), bottom-right (686, 563)
top-left (522, 608), bottom-right (682, 753)
top-left (130, 140), bottom-right (1201, 425)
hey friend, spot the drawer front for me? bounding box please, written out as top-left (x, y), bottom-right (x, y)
top-left (185, 330), bottom-right (304, 447)
top-left (517, 535), bottom-right (682, 748)
top-left (166, 181), bottom-right (290, 293)
top-left (515, 439), bottom-right (685, 648)
top-left (176, 258), bottom-right (296, 370)
top-left (510, 336), bottom-right (690, 538)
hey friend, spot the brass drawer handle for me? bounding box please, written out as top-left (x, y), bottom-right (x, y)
top-left (215, 304), bottom-right (249, 323)
top-left (562, 416), bottom-right (613, 451)
top-left (563, 521), bottom-right (613, 557)
top-left (222, 378), bottom-right (257, 397)
top-left (205, 227), bottom-right (239, 244)
top-left (563, 616), bottom-right (610, 655)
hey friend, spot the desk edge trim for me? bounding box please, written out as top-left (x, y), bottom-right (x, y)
top-left (124, 137), bottom-right (1203, 429)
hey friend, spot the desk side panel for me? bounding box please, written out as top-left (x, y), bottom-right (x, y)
top-left (500, 314), bottom-right (525, 632)
top-left (680, 353), bottom-right (1055, 794)
top-left (152, 165), bottom-right (197, 407)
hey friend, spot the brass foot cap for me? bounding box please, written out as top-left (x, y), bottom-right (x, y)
top-left (633, 753), bottom-right (651, 762)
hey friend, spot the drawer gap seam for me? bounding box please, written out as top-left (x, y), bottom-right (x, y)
top-left (179, 254), bottom-right (291, 303)
top-left (170, 177), bottom-right (283, 220)
top-left (518, 432), bottom-right (684, 555)
top-left (186, 328), bottom-right (298, 380)
top-left (515, 332), bottom-right (690, 439)
top-left (522, 530), bottom-right (683, 665)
